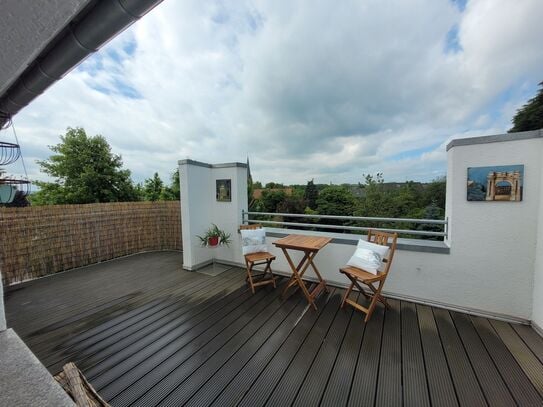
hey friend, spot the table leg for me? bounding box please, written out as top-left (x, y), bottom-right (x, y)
top-left (306, 254), bottom-right (329, 293)
top-left (283, 252), bottom-right (309, 292)
top-left (280, 248), bottom-right (317, 310)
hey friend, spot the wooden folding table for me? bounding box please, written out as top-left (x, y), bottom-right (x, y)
top-left (273, 234), bottom-right (332, 310)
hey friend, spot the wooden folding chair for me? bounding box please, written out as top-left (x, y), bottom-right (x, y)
top-left (240, 224), bottom-right (277, 294)
top-left (340, 230), bottom-right (398, 322)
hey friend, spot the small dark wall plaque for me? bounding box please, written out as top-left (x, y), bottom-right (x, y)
top-left (216, 179), bottom-right (231, 202)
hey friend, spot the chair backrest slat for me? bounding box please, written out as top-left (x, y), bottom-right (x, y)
top-left (367, 230), bottom-right (398, 275)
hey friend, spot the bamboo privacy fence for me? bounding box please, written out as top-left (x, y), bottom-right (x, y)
top-left (0, 201), bottom-right (181, 286)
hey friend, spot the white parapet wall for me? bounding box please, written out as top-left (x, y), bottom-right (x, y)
top-left (444, 130), bottom-right (542, 321)
top-left (179, 130), bottom-right (543, 324)
top-left (179, 159), bottom-right (248, 270)
top-left (532, 130), bottom-right (543, 333)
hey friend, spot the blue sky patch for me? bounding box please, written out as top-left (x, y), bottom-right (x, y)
top-left (445, 25), bottom-right (462, 53)
top-left (450, 0), bottom-right (467, 12)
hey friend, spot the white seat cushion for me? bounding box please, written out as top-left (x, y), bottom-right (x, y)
top-left (347, 239), bottom-right (390, 275)
top-left (241, 228), bottom-right (268, 255)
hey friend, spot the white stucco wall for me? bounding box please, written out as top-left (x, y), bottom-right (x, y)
top-left (442, 135), bottom-right (542, 320)
top-left (180, 131), bottom-right (543, 322)
top-left (179, 160), bottom-right (247, 270)
top-left (532, 140), bottom-right (543, 330)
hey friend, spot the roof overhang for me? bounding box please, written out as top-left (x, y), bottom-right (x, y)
top-left (0, 0), bottom-right (163, 128)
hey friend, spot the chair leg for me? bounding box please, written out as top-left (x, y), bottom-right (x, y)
top-left (365, 279), bottom-right (385, 322)
top-left (367, 281), bottom-right (390, 309)
top-left (246, 260), bottom-right (255, 294)
top-left (266, 260), bottom-right (276, 288)
top-left (341, 277), bottom-right (355, 308)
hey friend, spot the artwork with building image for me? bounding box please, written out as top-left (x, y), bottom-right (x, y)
top-left (216, 179), bottom-right (231, 202)
top-left (467, 165), bottom-right (524, 201)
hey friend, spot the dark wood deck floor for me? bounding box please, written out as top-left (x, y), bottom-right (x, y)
top-left (5, 251), bottom-right (543, 406)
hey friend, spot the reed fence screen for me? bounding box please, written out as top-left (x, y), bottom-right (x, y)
top-left (0, 201), bottom-right (181, 286)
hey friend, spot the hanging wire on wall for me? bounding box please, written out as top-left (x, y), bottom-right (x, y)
top-left (11, 122), bottom-right (29, 181)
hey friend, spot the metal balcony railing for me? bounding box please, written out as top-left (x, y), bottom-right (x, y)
top-left (242, 210), bottom-right (448, 239)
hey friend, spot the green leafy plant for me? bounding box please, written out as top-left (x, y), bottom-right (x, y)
top-left (196, 223), bottom-right (232, 247)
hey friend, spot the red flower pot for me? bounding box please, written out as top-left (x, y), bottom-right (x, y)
top-left (207, 236), bottom-right (220, 247)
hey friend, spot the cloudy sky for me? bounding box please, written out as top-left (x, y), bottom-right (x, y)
top-left (9, 0), bottom-right (543, 185)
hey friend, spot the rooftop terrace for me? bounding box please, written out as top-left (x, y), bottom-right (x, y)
top-left (5, 251), bottom-right (543, 406)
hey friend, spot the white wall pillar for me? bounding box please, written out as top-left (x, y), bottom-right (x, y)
top-left (445, 130), bottom-right (543, 320)
top-left (178, 159), bottom-right (248, 271)
top-left (532, 136), bottom-right (543, 332)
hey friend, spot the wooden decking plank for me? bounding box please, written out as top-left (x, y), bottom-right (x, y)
top-left (82, 280), bottom-right (249, 382)
top-left (291, 293), bottom-right (353, 407)
top-left (78, 285), bottom-right (248, 377)
top-left (41, 270), bottom-right (239, 365)
top-left (19, 272), bottom-right (186, 346)
top-left (511, 323), bottom-right (543, 364)
top-left (46, 271), bottom-right (246, 374)
top-left (490, 319), bottom-right (543, 398)
top-left (433, 307), bottom-right (487, 406)
top-left (375, 299), bottom-right (402, 407)
top-left (150, 291), bottom-right (302, 406)
top-left (235, 289), bottom-right (337, 407)
top-left (7, 252), bottom-right (543, 407)
top-left (450, 311), bottom-right (515, 407)
top-left (401, 301), bottom-right (430, 407)
top-left (319, 294), bottom-right (364, 407)
top-left (7, 252), bottom-right (188, 336)
top-left (347, 302), bottom-right (385, 407)
top-left (208, 286), bottom-right (331, 407)
top-left (183, 296), bottom-right (307, 407)
top-left (107, 285), bottom-right (282, 407)
top-left (471, 316), bottom-right (543, 406)
top-left (417, 304), bottom-right (459, 407)
top-left (89, 284), bottom-right (258, 395)
top-left (263, 292), bottom-right (342, 407)
top-left (24, 267), bottom-right (197, 351)
top-left (61, 269), bottom-right (224, 347)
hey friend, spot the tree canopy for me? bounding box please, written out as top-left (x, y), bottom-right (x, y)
top-left (143, 172), bottom-right (164, 201)
top-left (249, 174), bottom-right (446, 238)
top-left (509, 81), bottom-right (543, 133)
top-left (32, 127), bottom-right (138, 205)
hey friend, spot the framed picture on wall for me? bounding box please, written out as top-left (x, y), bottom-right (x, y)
top-left (216, 179), bottom-right (232, 202)
top-left (467, 165), bottom-right (524, 201)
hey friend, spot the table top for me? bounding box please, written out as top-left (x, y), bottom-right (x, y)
top-left (273, 234), bottom-right (332, 251)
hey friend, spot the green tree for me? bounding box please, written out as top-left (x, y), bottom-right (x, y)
top-left (303, 179), bottom-right (319, 210)
top-left (357, 173), bottom-right (391, 217)
top-left (159, 169), bottom-right (180, 200)
top-left (509, 81), bottom-right (543, 132)
top-left (143, 172), bottom-right (164, 201)
top-left (32, 127), bottom-right (138, 205)
top-left (315, 185), bottom-right (356, 216)
top-left (421, 177), bottom-right (446, 209)
top-left (265, 182), bottom-right (284, 189)
top-left (261, 189), bottom-right (286, 213)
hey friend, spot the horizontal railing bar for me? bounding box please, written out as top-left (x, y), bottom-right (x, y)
top-left (244, 211), bottom-right (446, 225)
top-left (246, 219), bottom-right (447, 237)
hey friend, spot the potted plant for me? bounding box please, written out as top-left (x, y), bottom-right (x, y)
top-left (197, 224), bottom-right (232, 247)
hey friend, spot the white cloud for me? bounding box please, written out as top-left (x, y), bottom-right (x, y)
top-left (10, 0), bottom-right (543, 185)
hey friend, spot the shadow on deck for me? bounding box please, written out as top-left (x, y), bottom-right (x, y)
top-left (5, 251), bottom-right (543, 406)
